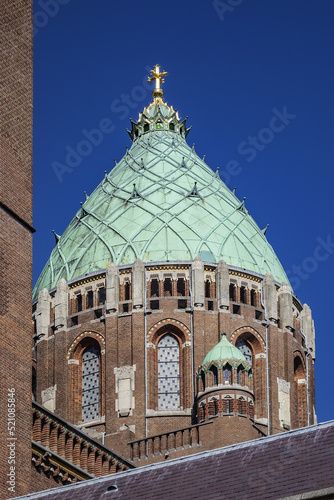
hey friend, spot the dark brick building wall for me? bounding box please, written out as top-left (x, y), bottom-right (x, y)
top-left (34, 266), bottom-right (315, 466)
top-left (0, 1), bottom-right (33, 498)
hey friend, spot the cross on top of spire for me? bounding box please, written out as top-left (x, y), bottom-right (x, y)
top-left (148, 64), bottom-right (167, 101)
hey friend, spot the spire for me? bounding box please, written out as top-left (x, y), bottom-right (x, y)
top-left (148, 64), bottom-right (167, 101)
top-left (127, 65), bottom-right (192, 142)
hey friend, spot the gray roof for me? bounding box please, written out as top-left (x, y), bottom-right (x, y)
top-left (15, 420), bottom-right (334, 500)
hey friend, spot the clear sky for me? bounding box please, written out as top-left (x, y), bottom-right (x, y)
top-left (33, 0), bottom-right (334, 423)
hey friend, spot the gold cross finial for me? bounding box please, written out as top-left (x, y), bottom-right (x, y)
top-left (148, 64), bottom-right (167, 100)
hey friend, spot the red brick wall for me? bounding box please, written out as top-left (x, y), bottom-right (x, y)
top-left (35, 271), bottom-right (315, 464)
top-left (0, 1), bottom-right (33, 497)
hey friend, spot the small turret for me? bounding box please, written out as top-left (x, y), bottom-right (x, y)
top-left (196, 333), bottom-right (254, 422)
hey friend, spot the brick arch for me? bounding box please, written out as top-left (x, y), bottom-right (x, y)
top-left (67, 332), bottom-right (105, 424)
top-left (293, 351), bottom-right (307, 428)
top-left (230, 326), bottom-right (265, 355)
top-left (293, 350), bottom-right (306, 372)
top-left (147, 318), bottom-right (191, 344)
top-left (147, 319), bottom-right (192, 412)
top-left (231, 326), bottom-right (266, 420)
top-left (67, 331), bottom-right (105, 360)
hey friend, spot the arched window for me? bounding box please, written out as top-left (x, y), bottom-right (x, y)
top-left (225, 367), bottom-right (230, 383)
top-left (229, 284), bottom-right (236, 301)
top-left (76, 293), bottom-right (82, 312)
top-left (211, 365), bottom-right (218, 386)
top-left (157, 334), bottom-right (180, 410)
top-left (169, 123), bottom-right (175, 131)
top-left (164, 278), bottom-right (172, 296)
top-left (82, 345), bottom-right (100, 422)
top-left (208, 399), bottom-right (215, 416)
top-left (124, 282), bottom-right (130, 301)
top-left (86, 290), bottom-right (94, 308)
top-left (251, 289), bottom-right (256, 306)
top-left (238, 399), bottom-right (243, 414)
top-left (151, 279), bottom-right (159, 297)
top-left (205, 280), bottom-right (211, 298)
top-left (177, 278), bottom-right (185, 296)
top-left (236, 339), bottom-right (253, 365)
top-left (294, 356), bottom-right (307, 428)
top-left (97, 287), bottom-right (106, 305)
top-left (144, 123), bottom-right (149, 132)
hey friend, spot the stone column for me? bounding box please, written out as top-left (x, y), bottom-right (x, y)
top-left (106, 263), bottom-right (119, 314)
top-left (36, 288), bottom-right (51, 338)
top-left (278, 282), bottom-right (293, 332)
top-left (191, 256), bottom-right (204, 308)
top-left (301, 304), bottom-right (315, 359)
top-left (132, 258), bottom-right (145, 309)
top-left (54, 278), bottom-right (68, 330)
top-left (262, 273), bottom-right (277, 322)
top-left (215, 259), bottom-right (229, 310)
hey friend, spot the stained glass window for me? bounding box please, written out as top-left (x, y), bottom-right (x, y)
top-left (82, 345), bottom-right (100, 421)
top-left (236, 340), bottom-right (253, 365)
top-left (225, 368), bottom-right (230, 382)
top-left (157, 334), bottom-right (180, 410)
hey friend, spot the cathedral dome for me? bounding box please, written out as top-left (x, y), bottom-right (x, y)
top-left (33, 66), bottom-right (288, 301)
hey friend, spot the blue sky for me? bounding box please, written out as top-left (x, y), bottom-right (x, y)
top-left (33, 0), bottom-right (334, 423)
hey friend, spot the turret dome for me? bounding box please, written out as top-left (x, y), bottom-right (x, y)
top-left (202, 333), bottom-right (246, 368)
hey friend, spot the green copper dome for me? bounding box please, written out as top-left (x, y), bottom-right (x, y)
top-left (33, 70), bottom-right (289, 302)
top-left (202, 334), bottom-right (246, 367)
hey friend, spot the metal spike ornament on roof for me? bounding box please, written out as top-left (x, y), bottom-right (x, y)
top-left (52, 230), bottom-right (60, 244)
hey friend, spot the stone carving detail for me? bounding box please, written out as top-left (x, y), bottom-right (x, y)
top-left (114, 365), bottom-right (136, 417)
top-left (41, 385), bottom-right (57, 412)
top-left (277, 377), bottom-right (290, 429)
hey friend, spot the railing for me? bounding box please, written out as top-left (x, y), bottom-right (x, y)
top-left (128, 421), bottom-right (213, 461)
top-left (32, 401), bottom-right (134, 481)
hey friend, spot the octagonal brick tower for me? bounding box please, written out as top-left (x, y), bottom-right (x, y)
top-left (33, 65), bottom-right (316, 465)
